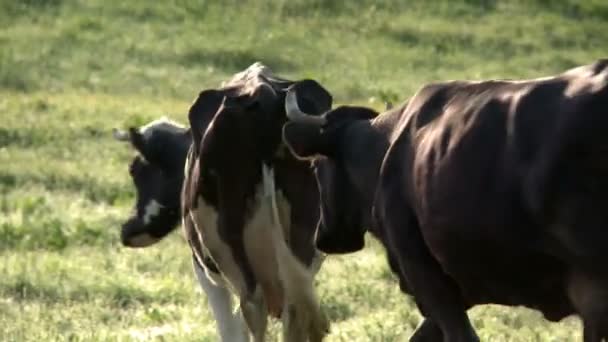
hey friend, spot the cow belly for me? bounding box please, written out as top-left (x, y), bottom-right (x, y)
top-left (422, 227), bottom-right (574, 321)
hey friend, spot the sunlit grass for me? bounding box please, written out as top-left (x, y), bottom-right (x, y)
top-left (2, 0), bottom-right (605, 340)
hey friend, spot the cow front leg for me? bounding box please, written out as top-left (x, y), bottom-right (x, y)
top-left (192, 257), bottom-right (249, 342)
top-left (568, 271), bottom-right (608, 342)
top-left (375, 188), bottom-right (476, 342)
top-left (409, 318), bottom-right (443, 342)
top-left (583, 320), bottom-right (603, 342)
top-left (383, 212), bottom-right (477, 341)
top-left (385, 219), bottom-right (477, 341)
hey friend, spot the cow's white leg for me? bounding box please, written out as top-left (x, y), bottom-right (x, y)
top-left (193, 259), bottom-right (249, 342)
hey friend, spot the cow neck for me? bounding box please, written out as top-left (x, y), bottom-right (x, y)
top-left (337, 119), bottom-right (393, 233)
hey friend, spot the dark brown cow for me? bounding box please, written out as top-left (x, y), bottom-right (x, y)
top-left (182, 63), bottom-right (334, 341)
top-left (282, 59), bottom-right (608, 341)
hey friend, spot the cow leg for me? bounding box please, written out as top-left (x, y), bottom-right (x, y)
top-left (240, 286), bottom-right (268, 342)
top-left (582, 320), bottom-right (603, 342)
top-left (252, 166), bottom-right (328, 342)
top-left (409, 318), bottom-right (443, 342)
top-left (192, 257), bottom-right (249, 342)
top-left (375, 184), bottom-right (476, 340)
top-left (272, 234), bottom-right (328, 342)
top-left (383, 215), bottom-right (477, 341)
top-left (568, 271), bottom-right (608, 342)
top-left (384, 251), bottom-right (444, 341)
top-left (383, 212), bottom-right (477, 342)
top-left (190, 201), bottom-right (262, 339)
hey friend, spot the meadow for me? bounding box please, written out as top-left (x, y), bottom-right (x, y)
top-left (1, 0), bottom-right (607, 340)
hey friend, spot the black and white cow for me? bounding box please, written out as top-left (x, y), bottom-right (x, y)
top-left (182, 63), bottom-right (334, 341)
top-left (114, 62), bottom-right (333, 341)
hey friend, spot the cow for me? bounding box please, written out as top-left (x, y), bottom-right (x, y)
top-left (281, 59), bottom-right (608, 341)
top-left (282, 92), bottom-right (445, 341)
top-left (112, 117), bottom-right (254, 341)
top-left (114, 62), bottom-right (334, 341)
top-left (182, 63), bottom-right (335, 342)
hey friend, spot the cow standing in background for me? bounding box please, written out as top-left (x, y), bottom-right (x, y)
top-left (113, 117), bottom-right (253, 341)
top-left (113, 62), bottom-right (332, 341)
top-left (282, 59), bottom-right (608, 341)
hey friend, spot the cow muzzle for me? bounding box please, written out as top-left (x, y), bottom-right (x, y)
top-left (120, 217), bottom-right (162, 248)
top-left (314, 221), bottom-right (365, 254)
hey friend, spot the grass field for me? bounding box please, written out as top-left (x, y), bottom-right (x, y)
top-left (1, 0), bottom-right (607, 340)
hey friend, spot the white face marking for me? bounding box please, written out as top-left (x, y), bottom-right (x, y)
top-left (142, 200), bottom-right (163, 225)
top-left (127, 233), bottom-right (160, 247)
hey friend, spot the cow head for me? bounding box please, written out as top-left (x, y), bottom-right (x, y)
top-left (281, 88), bottom-right (380, 254)
top-left (113, 118), bottom-right (191, 247)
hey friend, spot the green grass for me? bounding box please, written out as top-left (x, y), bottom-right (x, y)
top-left (1, 0), bottom-right (604, 340)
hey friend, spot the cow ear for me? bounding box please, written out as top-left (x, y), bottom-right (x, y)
top-left (188, 90), bottom-right (225, 147)
top-left (128, 127), bottom-right (147, 155)
top-left (282, 122), bottom-right (328, 160)
top-left (289, 79), bottom-right (333, 115)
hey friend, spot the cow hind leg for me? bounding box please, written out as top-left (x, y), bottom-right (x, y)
top-left (240, 286), bottom-right (268, 342)
top-left (192, 258), bottom-right (249, 342)
top-left (250, 168), bottom-right (328, 342)
top-left (275, 240), bottom-right (329, 342)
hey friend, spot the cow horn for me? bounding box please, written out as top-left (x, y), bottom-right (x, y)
top-left (285, 89), bottom-right (327, 126)
top-left (112, 128), bottom-right (130, 141)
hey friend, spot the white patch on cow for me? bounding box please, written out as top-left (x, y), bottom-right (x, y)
top-left (188, 164), bottom-right (327, 340)
top-left (262, 166), bottom-right (283, 232)
top-left (142, 200), bottom-right (163, 225)
top-left (189, 198), bottom-right (249, 297)
top-left (248, 165), bottom-right (328, 340)
top-left (184, 148), bottom-right (192, 176)
top-left (193, 259), bottom-right (249, 342)
top-left (127, 233), bottom-right (160, 247)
